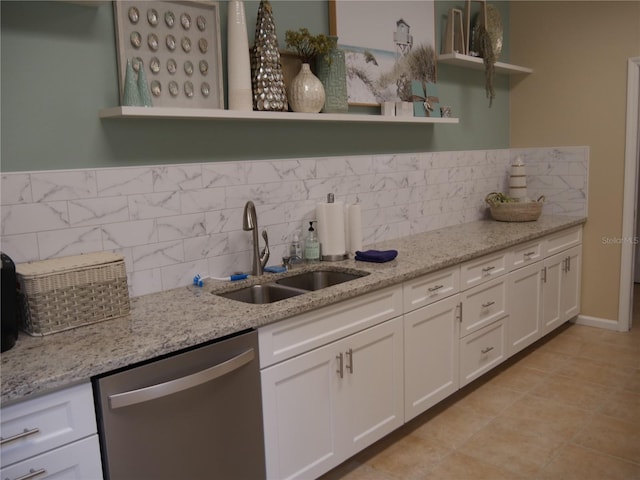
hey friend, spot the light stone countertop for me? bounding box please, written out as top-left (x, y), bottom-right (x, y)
top-left (0, 215), bottom-right (586, 406)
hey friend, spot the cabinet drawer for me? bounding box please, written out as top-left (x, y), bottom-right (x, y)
top-left (544, 226), bottom-right (582, 257)
top-left (403, 266), bottom-right (460, 312)
top-left (460, 250), bottom-right (511, 290)
top-left (259, 285), bottom-right (403, 368)
top-left (0, 435), bottom-right (103, 480)
top-left (511, 240), bottom-right (544, 270)
top-left (1, 383), bottom-right (97, 468)
top-left (460, 276), bottom-right (508, 338)
top-left (459, 318), bottom-right (507, 387)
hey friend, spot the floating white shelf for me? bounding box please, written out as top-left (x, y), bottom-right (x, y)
top-left (438, 52), bottom-right (533, 75)
top-left (99, 106), bottom-right (460, 124)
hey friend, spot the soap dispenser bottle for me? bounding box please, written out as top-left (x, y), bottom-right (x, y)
top-left (304, 221), bottom-right (320, 262)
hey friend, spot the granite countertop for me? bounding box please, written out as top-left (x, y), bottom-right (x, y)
top-left (0, 215), bottom-right (586, 406)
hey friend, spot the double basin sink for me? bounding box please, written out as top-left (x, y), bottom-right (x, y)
top-left (215, 269), bottom-right (369, 304)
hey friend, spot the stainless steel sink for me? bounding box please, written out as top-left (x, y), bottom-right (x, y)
top-left (214, 269), bottom-right (369, 304)
top-left (216, 284), bottom-right (306, 304)
top-left (276, 270), bottom-right (369, 291)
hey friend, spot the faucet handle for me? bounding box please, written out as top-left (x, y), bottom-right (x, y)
top-left (260, 229), bottom-right (270, 268)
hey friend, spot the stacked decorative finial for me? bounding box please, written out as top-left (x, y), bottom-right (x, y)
top-left (509, 156), bottom-right (528, 202)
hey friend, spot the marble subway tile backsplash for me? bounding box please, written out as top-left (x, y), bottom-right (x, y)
top-left (0, 147), bottom-right (588, 297)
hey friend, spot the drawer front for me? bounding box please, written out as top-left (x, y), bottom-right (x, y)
top-left (460, 250), bottom-right (511, 290)
top-left (544, 226), bottom-right (582, 257)
top-left (511, 240), bottom-right (544, 270)
top-left (403, 266), bottom-right (460, 312)
top-left (259, 285), bottom-right (403, 368)
top-left (459, 318), bottom-right (507, 387)
top-left (1, 383), bottom-right (97, 467)
top-left (460, 276), bottom-right (508, 338)
top-left (0, 435), bottom-right (103, 480)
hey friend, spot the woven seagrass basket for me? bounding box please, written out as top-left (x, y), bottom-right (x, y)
top-left (16, 252), bottom-right (130, 336)
top-left (485, 193), bottom-right (545, 222)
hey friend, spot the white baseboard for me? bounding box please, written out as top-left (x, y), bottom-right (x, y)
top-left (573, 314), bottom-right (625, 332)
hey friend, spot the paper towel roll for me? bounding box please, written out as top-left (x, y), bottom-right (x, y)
top-left (316, 201), bottom-right (346, 258)
top-left (346, 204), bottom-right (363, 254)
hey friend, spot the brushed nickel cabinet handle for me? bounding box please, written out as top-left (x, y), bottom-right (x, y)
top-left (345, 348), bottom-right (353, 374)
top-left (481, 301), bottom-right (495, 309)
top-left (542, 266), bottom-right (547, 283)
top-left (10, 467), bottom-right (47, 480)
top-left (482, 266), bottom-right (495, 274)
top-left (428, 284), bottom-right (444, 292)
top-left (481, 346), bottom-right (494, 354)
top-left (336, 352), bottom-right (344, 379)
top-left (0, 427), bottom-right (40, 446)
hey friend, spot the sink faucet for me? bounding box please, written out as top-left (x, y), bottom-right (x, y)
top-left (243, 201), bottom-right (270, 276)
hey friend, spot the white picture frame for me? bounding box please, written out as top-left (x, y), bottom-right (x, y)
top-left (330, 0), bottom-right (436, 106)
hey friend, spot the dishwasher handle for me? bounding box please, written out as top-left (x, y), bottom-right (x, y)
top-left (108, 348), bottom-right (255, 410)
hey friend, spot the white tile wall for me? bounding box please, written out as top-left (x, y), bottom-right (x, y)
top-left (0, 147), bottom-right (588, 297)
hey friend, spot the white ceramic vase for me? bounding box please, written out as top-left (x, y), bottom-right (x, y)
top-left (227, 0), bottom-right (253, 111)
top-left (288, 63), bottom-right (325, 113)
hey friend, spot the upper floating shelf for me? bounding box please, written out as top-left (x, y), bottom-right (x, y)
top-left (437, 52), bottom-right (533, 75)
top-left (99, 106), bottom-right (460, 125)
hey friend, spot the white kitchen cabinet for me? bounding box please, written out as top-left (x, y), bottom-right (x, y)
top-left (404, 294), bottom-right (460, 421)
top-left (459, 317), bottom-right (507, 387)
top-left (0, 382), bottom-right (102, 480)
top-left (542, 245), bottom-right (582, 335)
top-left (509, 235), bottom-right (582, 355)
top-left (508, 261), bottom-right (544, 356)
top-left (261, 316), bottom-right (403, 480)
top-left (0, 436), bottom-right (102, 480)
top-left (459, 275), bottom-right (509, 338)
top-left (460, 249), bottom-right (511, 290)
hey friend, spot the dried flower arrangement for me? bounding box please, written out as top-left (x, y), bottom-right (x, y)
top-left (284, 28), bottom-right (336, 65)
top-left (377, 44), bottom-right (436, 101)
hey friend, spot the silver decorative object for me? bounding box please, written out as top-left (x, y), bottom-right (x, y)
top-left (251, 0), bottom-right (287, 111)
top-left (114, 1), bottom-right (223, 108)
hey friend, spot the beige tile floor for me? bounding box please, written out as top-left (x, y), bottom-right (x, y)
top-left (320, 288), bottom-right (640, 480)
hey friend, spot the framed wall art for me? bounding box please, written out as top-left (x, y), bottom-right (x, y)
top-left (113, 0), bottom-right (224, 109)
top-left (330, 0), bottom-right (436, 106)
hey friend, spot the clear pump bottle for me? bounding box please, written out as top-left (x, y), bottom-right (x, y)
top-left (304, 221), bottom-right (320, 262)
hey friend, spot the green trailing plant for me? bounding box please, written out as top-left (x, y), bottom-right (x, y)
top-left (285, 28), bottom-right (336, 65)
top-left (479, 25), bottom-right (496, 107)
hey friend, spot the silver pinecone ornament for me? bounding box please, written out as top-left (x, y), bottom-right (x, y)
top-left (251, 0), bottom-right (287, 111)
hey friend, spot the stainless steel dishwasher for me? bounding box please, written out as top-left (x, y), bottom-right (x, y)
top-left (93, 329), bottom-right (266, 480)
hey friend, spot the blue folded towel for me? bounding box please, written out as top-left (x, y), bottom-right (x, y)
top-left (355, 249), bottom-right (398, 263)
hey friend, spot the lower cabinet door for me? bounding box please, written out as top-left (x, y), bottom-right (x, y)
top-left (261, 340), bottom-right (341, 480)
top-left (542, 252), bottom-right (564, 335)
top-left (508, 263), bottom-right (543, 356)
top-left (459, 318), bottom-right (507, 387)
top-left (338, 317), bottom-right (404, 458)
top-left (260, 317), bottom-right (404, 480)
top-left (404, 295), bottom-right (460, 421)
top-left (560, 246), bottom-right (582, 324)
top-left (0, 435), bottom-right (103, 480)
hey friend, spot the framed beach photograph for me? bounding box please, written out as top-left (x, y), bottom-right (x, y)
top-left (330, 0), bottom-right (436, 106)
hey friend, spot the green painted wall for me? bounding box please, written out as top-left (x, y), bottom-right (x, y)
top-left (1, 1), bottom-right (510, 172)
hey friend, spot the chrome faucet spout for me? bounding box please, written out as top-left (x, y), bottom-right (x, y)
top-left (243, 201), bottom-right (265, 276)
